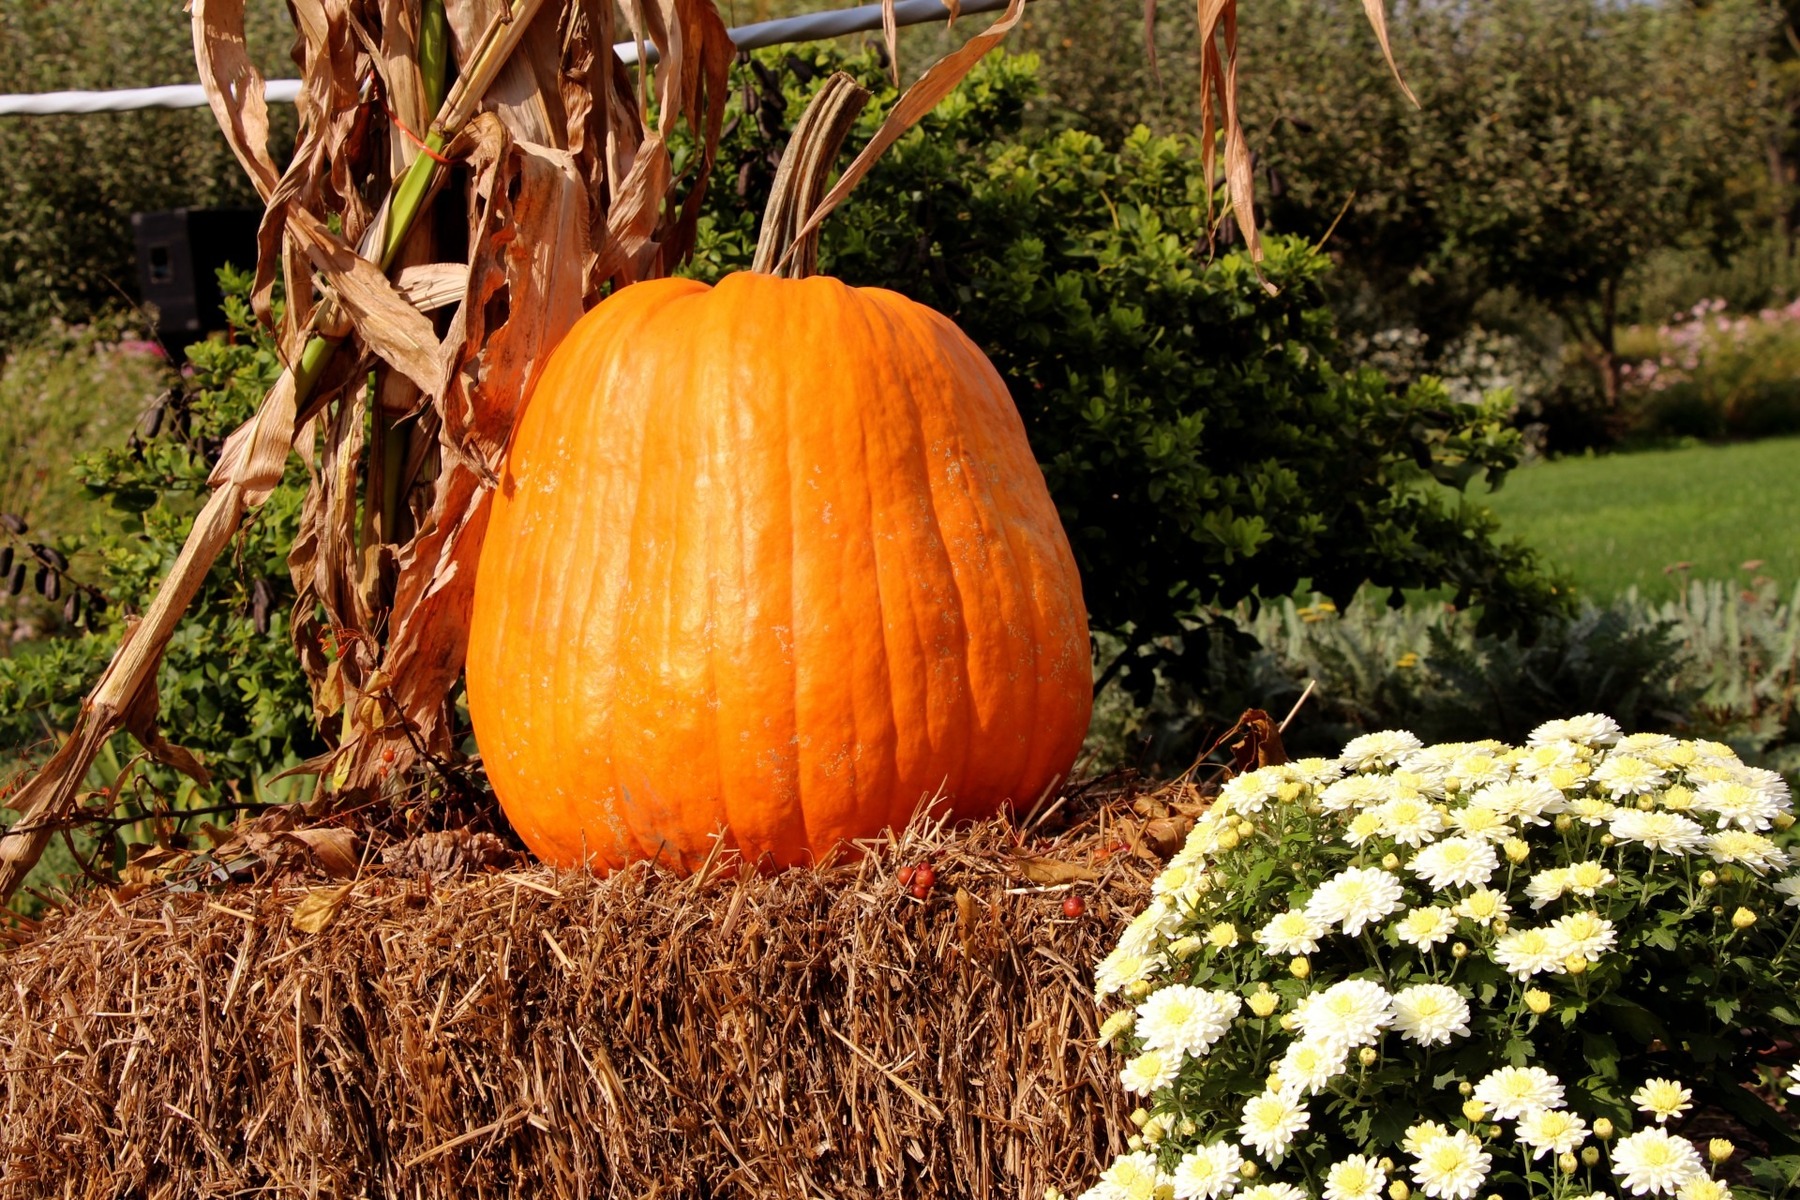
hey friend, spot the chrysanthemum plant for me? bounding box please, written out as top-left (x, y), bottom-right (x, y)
top-left (1074, 716), bottom-right (1800, 1200)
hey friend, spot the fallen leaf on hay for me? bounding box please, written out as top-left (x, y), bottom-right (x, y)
top-left (1014, 857), bottom-right (1097, 885)
top-left (1139, 816), bottom-right (1194, 859)
top-left (290, 883), bottom-right (353, 934)
top-left (284, 827), bottom-right (361, 878)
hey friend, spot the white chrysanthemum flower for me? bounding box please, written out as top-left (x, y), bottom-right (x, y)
top-left (1219, 770), bottom-right (1284, 815)
top-left (1116, 896), bottom-right (1181, 959)
top-left (1098, 1010), bottom-right (1136, 1044)
top-left (1452, 888), bottom-right (1511, 926)
top-left (1692, 738), bottom-right (1740, 764)
top-left (1089, 1151), bottom-right (1172, 1200)
top-left (1516, 1108), bottom-right (1589, 1156)
top-left (1540, 763), bottom-right (1594, 793)
top-left (1469, 779), bottom-right (1565, 826)
top-left (1618, 732), bottom-right (1679, 755)
top-left (1473, 1065), bottom-right (1565, 1120)
top-left (1255, 910), bottom-right (1329, 957)
top-left (1305, 867), bottom-right (1406, 936)
top-left (1632, 1078), bottom-right (1694, 1124)
top-left (1374, 795), bottom-right (1448, 846)
top-left (1342, 811), bottom-right (1384, 848)
top-left (1409, 1130), bottom-right (1492, 1200)
top-left (1391, 983), bottom-right (1472, 1046)
top-left (1676, 1180), bottom-right (1734, 1200)
top-left (1239, 1089), bottom-right (1310, 1163)
top-left (1525, 867), bottom-right (1571, 910)
top-left (1647, 740), bottom-right (1699, 770)
top-left (1294, 979), bottom-right (1394, 1048)
top-left (1172, 1142), bottom-right (1246, 1200)
top-left (1239, 1185), bottom-right (1308, 1200)
top-left (1324, 1154), bottom-right (1388, 1200)
top-left (1788, 1062), bottom-right (1800, 1096)
top-left (1094, 947), bottom-right (1155, 1000)
top-left (1120, 1049), bottom-right (1180, 1096)
top-left (1515, 742), bottom-right (1584, 777)
top-left (1340, 730), bottom-right (1425, 771)
top-left (1594, 755), bottom-right (1669, 797)
top-left (1736, 764), bottom-right (1793, 806)
top-left (1492, 927), bottom-right (1562, 978)
top-left (1547, 911), bottom-right (1617, 963)
top-left (1137, 985), bottom-right (1242, 1060)
top-left (1611, 1127), bottom-right (1706, 1196)
top-left (1408, 837), bottom-right (1498, 891)
top-left (1693, 781), bottom-right (1782, 832)
top-left (1394, 906), bottom-right (1457, 950)
top-left (1284, 756), bottom-right (1346, 788)
top-left (1566, 796), bottom-right (1618, 826)
top-left (1774, 874), bottom-right (1800, 908)
top-left (1529, 714), bottom-right (1621, 747)
top-left (1153, 861), bottom-right (1205, 901)
top-left (1403, 1121), bottom-right (1452, 1155)
top-left (1610, 810), bottom-right (1709, 855)
top-left (1275, 1036), bottom-right (1347, 1095)
top-left (1445, 753), bottom-right (1511, 792)
top-left (1705, 830), bottom-right (1789, 875)
top-left (1446, 804), bottom-right (1513, 843)
top-left (1321, 774), bottom-right (1390, 812)
top-left (1565, 860), bottom-right (1617, 895)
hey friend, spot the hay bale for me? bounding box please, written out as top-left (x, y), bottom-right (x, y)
top-left (0, 790), bottom-right (1169, 1199)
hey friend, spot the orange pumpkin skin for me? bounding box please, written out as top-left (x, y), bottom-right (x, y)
top-left (466, 272), bottom-right (1092, 873)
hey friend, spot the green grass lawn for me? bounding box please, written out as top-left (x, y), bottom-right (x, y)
top-left (1479, 436), bottom-right (1800, 601)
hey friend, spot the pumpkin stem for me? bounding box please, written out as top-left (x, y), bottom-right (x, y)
top-left (752, 71), bottom-right (872, 279)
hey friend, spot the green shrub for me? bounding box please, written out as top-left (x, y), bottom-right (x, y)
top-left (691, 49), bottom-right (1559, 703)
top-left (0, 272), bottom-right (319, 798)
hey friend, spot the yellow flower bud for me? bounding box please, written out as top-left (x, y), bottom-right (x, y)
top-left (1381, 853), bottom-right (1401, 871)
top-left (1775, 812), bottom-right (1795, 831)
top-left (1488, 1125), bottom-right (1504, 1141)
top-left (1099, 1011), bottom-right (1136, 1045)
top-left (1046, 1189), bottom-right (1066, 1200)
top-left (1600, 833), bottom-right (1615, 847)
top-left (1594, 1118), bottom-right (1614, 1140)
top-left (1462, 1099), bottom-right (1489, 1123)
top-left (1290, 955), bottom-right (1312, 979)
top-left (1699, 870), bottom-right (1718, 887)
top-left (1581, 1147), bottom-right (1601, 1167)
top-left (1458, 1082), bottom-right (1474, 1096)
top-left (1504, 838), bottom-right (1531, 864)
top-left (1491, 918), bottom-right (1510, 935)
top-left (1249, 991), bottom-right (1281, 1018)
top-left (1219, 829), bottom-right (1242, 852)
top-left (1388, 1183), bottom-right (1410, 1200)
top-left (1127, 1134), bottom-right (1144, 1151)
top-left (1277, 781), bottom-right (1304, 804)
top-left (1127, 980), bottom-right (1153, 1000)
top-left (1558, 1153), bottom-right (1579, 1175)
top-left (1131, 1107), bottom-right (1151, 1128)
top-left (1267, 1072), bottom-right (1285, 1093)
top-left (1708, 1138), bottom-right (1734, 1163)
top-left (1169, 935), bottom-right (1204, 961)
top-left (1451, 941), bottom-right (1469, 960)
top-left (1564, 955), bottom-right (1589, 976)
top-left (1179, 1118), bottom-right (1197, 1137)
top-left (1636, 795), bottom-right (1656, 812)
top-left (1279, 1013), bottom-right (1300, 1032)
top-left (1379, 1159), bottom-right (1395, 1173)
top-left (1240, 1161), bottom-right (1260, 1180)
top-left (1554, 814), bottom-right (1574, 832)
top-left (1206, 922), bottom-right (1240, 949)
top-left (1732, 907), bottom-right (1757, 929)
top-left (1145, 1114), bottom-right (1170, 1144)
top-left (1360, 1047), bottom-right (1380, 1067)
top-left (1236, 820), bottom-right (1256, 839)
top-left (1523, 989), bottom-right (1553, 1015)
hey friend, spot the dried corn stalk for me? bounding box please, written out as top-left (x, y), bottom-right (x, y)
top-left (0, 0), bottom-right (1410, 901)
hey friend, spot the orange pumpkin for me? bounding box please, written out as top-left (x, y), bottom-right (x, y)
top-left (466, 76), bottom-right (1091, 873)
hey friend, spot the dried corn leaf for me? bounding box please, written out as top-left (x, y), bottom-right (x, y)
top-left (287, 208), bottom-right (449, 399)
top-left (1014, 857), bottom-right (1097, 885)
top-left (190, 0), bottom-right (281, 201)
top-left (1360, 0), bottom-right (1419, 106)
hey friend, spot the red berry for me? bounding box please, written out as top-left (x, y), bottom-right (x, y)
top-left (1062, 894), bottom-right (1086, 919)
top-left (913, 862), bottom-right (937, 889)
top-left (382, 746), bottom-right (396, 764)
top-left (910, 880), bottom-right (932, 900)
top-left (898, 865), bottom-right (916, 887)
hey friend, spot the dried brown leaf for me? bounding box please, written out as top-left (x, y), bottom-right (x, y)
top-left (285, 828), bottom-right (361, 878)
top-left (1015, 857), bottom-right (1097, 885)
top-left (1359, 0), bottom-right (1419, 107)
top-left (290, 883), bottom-right (353, 933)
top-left (190, 0), bottom-right (281, 202)
top-left (395, 264), bottom-right (471, 312)
top-left (786, 0), bottom-right (1028, 258)
top-left (287, 209), bottom-right (449, 400)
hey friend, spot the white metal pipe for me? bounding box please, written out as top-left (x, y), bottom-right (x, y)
top-left (0, 0), bottom-right (1006, 116)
